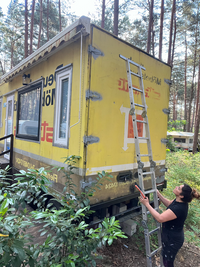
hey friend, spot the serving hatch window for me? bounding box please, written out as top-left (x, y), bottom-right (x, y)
top-left (54, 64), bottom-right (72, 148)
top-left (174, 138), bottom-right (186, 143)
top-left (16, 83), bottom-right (42, 141)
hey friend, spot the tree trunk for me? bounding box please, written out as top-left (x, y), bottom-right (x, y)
top-left (59, 0), bottom-right (61, 32)
top-left (196, 58), bottom-right (200, 119)
top-left (25, 0), bottom-right (28, 58)
top-left (173, 89), bottom-right (177, 121)
top-left (0, 60), bottom-right (5, 75)
top-left (159, 0), bottom-right (164, 60)
top-left (184, 33), bottom-right (187, 132)
top-left (171, 8), bottom-right (176, 68)
top-left (11, 41), bottom-right (14, 69)
top-left (37, 0), bottom-right (43, 49)
top-left (168, 0), bottom-right (175, 65)
top-left (152, 18), bottom-right (155, 56)
top-left (187, 20), bottom-right (198, 132)
top-left (113, 0), bottom-right (119, 36)
top-left (147, 0), bottom-right (154, 53)
top-left (191, 92), bottom-right (196, 132)
top-left (30, 0), bottom-right (35, 54)
top-left (193, 56), bottom-right (200, 154)
top-left (101, 0), bottom-right (105, 29)
top-left (47, 0), bottom-right (49, 41)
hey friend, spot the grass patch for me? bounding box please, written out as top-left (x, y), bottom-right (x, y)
top-left (163, 150), bottom-right (200, 247)
top-left (133, 150), bottom-right (200, 250)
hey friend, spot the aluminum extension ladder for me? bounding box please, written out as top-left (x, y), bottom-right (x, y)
top-left (120, 54), bottom-right (163, 267)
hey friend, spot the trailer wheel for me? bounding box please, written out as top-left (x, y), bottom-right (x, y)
top-left (46, 198), bottom-right (62, 210)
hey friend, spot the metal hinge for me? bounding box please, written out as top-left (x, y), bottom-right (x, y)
top-left (88, 45), bottom-right (104, 59)
top-left (161, 139), bottom-right (168, 144)
top-left (162, 108), bottom-right (170, 114)
top-left (160, 168), bottom-right (167, 173)
top-left (81, 177), bottom-right (96, 189)
top-left (86, 89), bottom-right (102, 101)
top-left (164, 79), bottom-right (172, 86)
top-left (83, 135), bottom-right (100, 145)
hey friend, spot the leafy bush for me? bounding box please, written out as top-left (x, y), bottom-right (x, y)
top-left (168, 120), bottom-right (186, 131)
top-left (161, 150), bottom-right (200, 246)
top-left (166, 136), bottom-right (177, 152)
top-left (0, 157), bottom-right (127, 266)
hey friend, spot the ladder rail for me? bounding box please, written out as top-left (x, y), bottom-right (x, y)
top-left (120, 54), bottom-right (163, 267)
top-left (125, 60), bottom-right (141, 163)
top-left (138, 65), bottom-right (153, 162)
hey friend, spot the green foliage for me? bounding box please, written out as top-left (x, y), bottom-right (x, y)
top-left (162, 150), bottom-right (200, 247)
top-left (166, 136), bottom-right (178, 152)
top-left (0, 156), bottom-right (127, 266)
top-left (168, 120), bottom-right (186, 131)
top-left (135, 151), bottom-right (200, 250)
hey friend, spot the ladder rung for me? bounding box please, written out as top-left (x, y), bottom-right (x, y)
top-left (138, 137), bottom-right (149, 140)
top-left (144, 189), bottom-right (157, 194)
top-left (147, 207), bottom-right (159, 215)
top-left (140, 154), bottom-right (150, 157)
top-left (132, 86), bottom-right (143, 93)
top-left (130, 71), bottom-right (141, 78)
top-left (149, 226), bottom-right (160, 235)
top-left (142, 171), bottom-right (153, 175)
top-left (119, 55), bottom-right (146, 70)
top-left (135, 103), bottom-right (145, 108)
top-left (150, 246), bottom-right (162, 257)
top-left (136, 120), bottom-right (147, 124)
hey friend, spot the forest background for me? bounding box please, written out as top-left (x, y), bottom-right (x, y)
top-left (0, 0), bottom-right (200, 144)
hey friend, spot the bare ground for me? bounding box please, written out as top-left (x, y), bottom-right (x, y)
top-left (96, 237), bottom-right (200, 267)
top-left (24, 205), bottom-right (200, 267)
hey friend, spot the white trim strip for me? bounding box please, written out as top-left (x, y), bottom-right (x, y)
top-left (86, 160), bottom-right (166, 175)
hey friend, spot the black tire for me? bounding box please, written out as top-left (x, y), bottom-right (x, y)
top-left (46, 198), bottom-right (62, 210)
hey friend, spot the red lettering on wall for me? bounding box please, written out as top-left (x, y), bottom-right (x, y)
top-left (118, 78), bottom-right (160, 100)
top-left (46, 127), bottom-right (53, 142)
top-left (145, 87), bottom-right (160, 100)
top-left (118, 78), bottom-right (129, 92)
top-left (41, 121), bottom-right (49, 141)
top-left (41, 121), bottom-right (53, 142)
top-left (128, 114), bottom-right (143, 138)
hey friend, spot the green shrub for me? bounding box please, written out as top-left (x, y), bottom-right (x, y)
top-left (0, 157), bottom-right (127, 266)
top-left (162, 150), bottom-right (200, 247)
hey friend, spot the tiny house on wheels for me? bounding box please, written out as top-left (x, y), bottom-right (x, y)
top-left (0, 16), bottom-right (171, 221)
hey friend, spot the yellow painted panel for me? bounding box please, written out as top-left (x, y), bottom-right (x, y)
top-left (86, 26), bottom-right (171, 175)
top-left (0, 35), bottom-right (91, 173)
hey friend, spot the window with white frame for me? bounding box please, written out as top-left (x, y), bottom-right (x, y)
top-left (54, 64), bottom-right (72, 147)
top-left (0, 98), bottom-right (2, 127)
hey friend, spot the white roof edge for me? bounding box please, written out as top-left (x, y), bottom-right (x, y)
top-left (167, 131), bottom-right (194, 137)
top-left (1, 16), bottom-right (90, 82)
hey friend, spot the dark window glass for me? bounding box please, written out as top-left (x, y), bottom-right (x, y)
top-left (174, 138), bottom-right (186, 143)
top-left (16, 83), bottom-right (42, 141)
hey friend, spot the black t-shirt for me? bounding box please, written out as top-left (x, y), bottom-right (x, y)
top-left (162, 199), bottom-right (188, 232)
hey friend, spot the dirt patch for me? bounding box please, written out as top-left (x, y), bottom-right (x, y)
top-left (23, 205), bottom-right (200, 267)
top-left (96, 238), bottom-right (200, 267)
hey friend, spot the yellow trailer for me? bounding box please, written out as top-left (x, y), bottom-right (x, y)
top-left (0, 16), bottom-right (171, 219)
